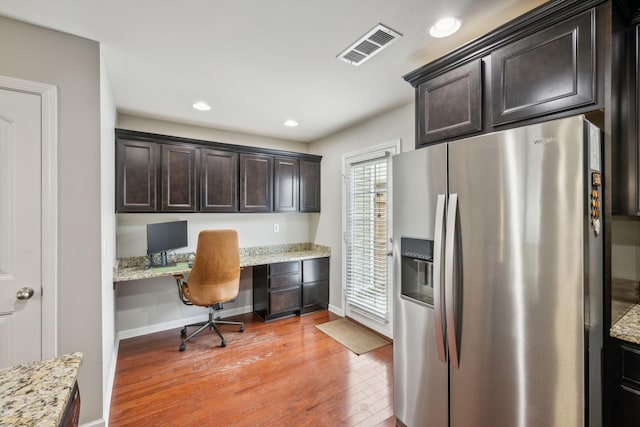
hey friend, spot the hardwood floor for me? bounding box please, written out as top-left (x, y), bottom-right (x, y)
top-left (109, 311), bottom-right (396, 426)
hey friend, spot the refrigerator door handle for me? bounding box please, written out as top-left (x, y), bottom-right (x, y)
top-left (433, 193), bottom-right (447, 363)
top-left (445, 193), bottom-right (460, 368)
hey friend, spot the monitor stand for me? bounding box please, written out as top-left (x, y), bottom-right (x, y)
top-left (158, 251), bottom-right (176, 268)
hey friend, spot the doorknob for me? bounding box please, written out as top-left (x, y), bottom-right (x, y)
top-left (16, 287), bottom-right (35, 300)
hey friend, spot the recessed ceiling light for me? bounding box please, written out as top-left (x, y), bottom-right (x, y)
top-left (192, 101), bottom-right (211, 111)
top-left (429, 17), bottom-right (462, 38)
top-left (284, 119), bottom-right (299, 127)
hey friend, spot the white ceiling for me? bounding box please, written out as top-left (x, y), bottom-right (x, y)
top-left (0, 0), bottom-right (547, 143)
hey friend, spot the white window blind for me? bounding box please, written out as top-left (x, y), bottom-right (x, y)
top-left (345, 154), bottom-right (390, 322)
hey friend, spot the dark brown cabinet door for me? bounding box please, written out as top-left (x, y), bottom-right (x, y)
top-left (491, 9), bottom-right (596, 126)
top-left (200, 149), bottom-right (238, 212)
top-left (299, 160), bottom-right (321, 212)
top-left (621, 385), bottom-right (640, 427)
top-left (274, 157), bottom-right (299, 212)
top-left (301, 257), bottom-right (329, 314)
top-left (612, 339), bottom-right (640, 427)
top-left (160, 144), bottom-right (198, 212)
top-left (240, 153), bottom-right (273, 212)
top-left (116, 139), bottom-right (158, 212)
top-left (416, 59), bottom-right (482, 146)
top-left (302, 257), bottom-right (329, 283)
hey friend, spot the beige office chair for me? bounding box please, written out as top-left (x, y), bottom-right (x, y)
top-left (173, 229), bottom-right (244, 351)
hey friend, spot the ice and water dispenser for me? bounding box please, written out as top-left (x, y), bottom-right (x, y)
top-left (400, 238), bottom-right (434, 306)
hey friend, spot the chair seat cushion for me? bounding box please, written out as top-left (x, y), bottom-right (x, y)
top-left (181, 278), bottom-right (239, 307)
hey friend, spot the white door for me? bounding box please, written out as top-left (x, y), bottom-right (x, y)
top-left (0, 87), bottom-right (44, 367)
top-left (342, 140), bottom-right (399, 338)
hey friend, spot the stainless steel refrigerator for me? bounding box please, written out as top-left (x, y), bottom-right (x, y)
top-left (392, 115), bottom-right (603, 427)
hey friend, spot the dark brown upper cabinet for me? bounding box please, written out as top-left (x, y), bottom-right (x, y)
top-left (403, 1), bottom-right (605, 149)
top-left (491, 9), bottom-right (596, 126)
top-left (115, 129), bottom-right (321, 213)
top-left (417, 59), bottom-right (482, 146)
top-left (200, 148), bottom-right (238, 212)
top-left (612, 21), bottom-right (640, 216)
top-left (240, 153), bottom-right (273, 212)
top-left (116, 139), bottom-right (158, 212)
top-left (160, 144), bottom-right (198, 212)
top-left (299, 160), bottom-right (321, 212)
top-left (274, 157), bottom-right (299, 212)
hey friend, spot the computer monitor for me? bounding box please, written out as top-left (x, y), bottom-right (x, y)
top-left (146, 220), bottom-right (188, 267)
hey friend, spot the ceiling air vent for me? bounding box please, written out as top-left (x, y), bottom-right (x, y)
top-left (337, 23), bottom-right (402, 66)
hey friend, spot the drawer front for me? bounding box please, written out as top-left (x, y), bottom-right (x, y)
top-left (269, 287), bottom-right (300, 315)
top-left (303, 257), bottom-right (329, 283)
top-left (270, 272), bottom-right (301, 289)
top-left (622, 344), bottom-right (640, 386)
top-left (270, 261), bottom-right (300, 276)
top-left (621, 385), bottom-right (640, 427)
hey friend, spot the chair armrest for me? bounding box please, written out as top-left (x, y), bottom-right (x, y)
top-left (173, 275), bottom-right (192, 306)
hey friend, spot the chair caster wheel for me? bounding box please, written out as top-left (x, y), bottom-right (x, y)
top-left (179, 343), bottom-right (186, 352)
top-left (180, 327), bottom-right (187, 337)
top-left (239, 325), bottom-right (245, 332)
top-left (220, 340), bottom-right (227, 348)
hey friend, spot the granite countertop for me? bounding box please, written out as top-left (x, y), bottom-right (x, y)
top-left (0, 352), bottom-right (83, 426)
top-left (113, 242), bottom-right (330, 283)
top-left (610, 303), bottom-right (640, 345)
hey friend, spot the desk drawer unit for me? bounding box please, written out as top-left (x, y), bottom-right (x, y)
top-left (253, 261), bottom-right (301, 321)
top-left (252, 257), bottom-right (330, 321)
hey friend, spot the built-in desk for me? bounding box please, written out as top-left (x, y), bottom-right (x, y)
top-left (113, 243), bottom-right (331, 283)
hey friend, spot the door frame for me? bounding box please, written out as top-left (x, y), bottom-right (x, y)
top-left (0, 76), bottom-right (58, 359)
top-left (341, 139), bottom-right (400, 338)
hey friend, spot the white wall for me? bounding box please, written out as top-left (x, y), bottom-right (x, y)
top-left (117, 114), bottom-right (309, 153)
top-left (612, 217), bottom-right (640, 281)
top-left (309, 103), bottom-right (415, 312)
top-left (114, 116), bottom-right (319, 334)
top-left (99, 51), bottom-right (117, 424)
top-left (117, 212), bottom-right (316, 257)
top-left (116, 266), bottom-right (254, 338)
top-left (0, 16), bottom-right (104, 425)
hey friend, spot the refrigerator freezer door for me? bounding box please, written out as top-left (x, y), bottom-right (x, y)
top-left (447, 116), bottom-right (588, 427)
top-left (393, 146), bottom-right (448, 427)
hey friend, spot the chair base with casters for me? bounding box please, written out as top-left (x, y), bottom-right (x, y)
top-left (179, 303), bottom-right (244, 351)
top-left (174, 274), bottom-right (245, 351)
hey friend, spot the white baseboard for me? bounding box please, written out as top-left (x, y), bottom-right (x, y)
top-left (117, 305), bottom-right (253, 340)
top-left (102, 337), bottom-right (119, 426)
top-left (79, 418), bottom-right (105, 427)
top-left (328, 304), bottom-right (344, 317)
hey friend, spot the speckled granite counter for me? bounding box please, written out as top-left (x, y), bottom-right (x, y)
top-left (0, 352), bottom-right (83, 426)
top-left (113, 243), bottom-right (330, 283)
top-left (610, 303), bottom-right (640, 345)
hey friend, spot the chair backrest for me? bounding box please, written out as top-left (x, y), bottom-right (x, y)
top-left (185, 229), bottom-right (241, 306)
